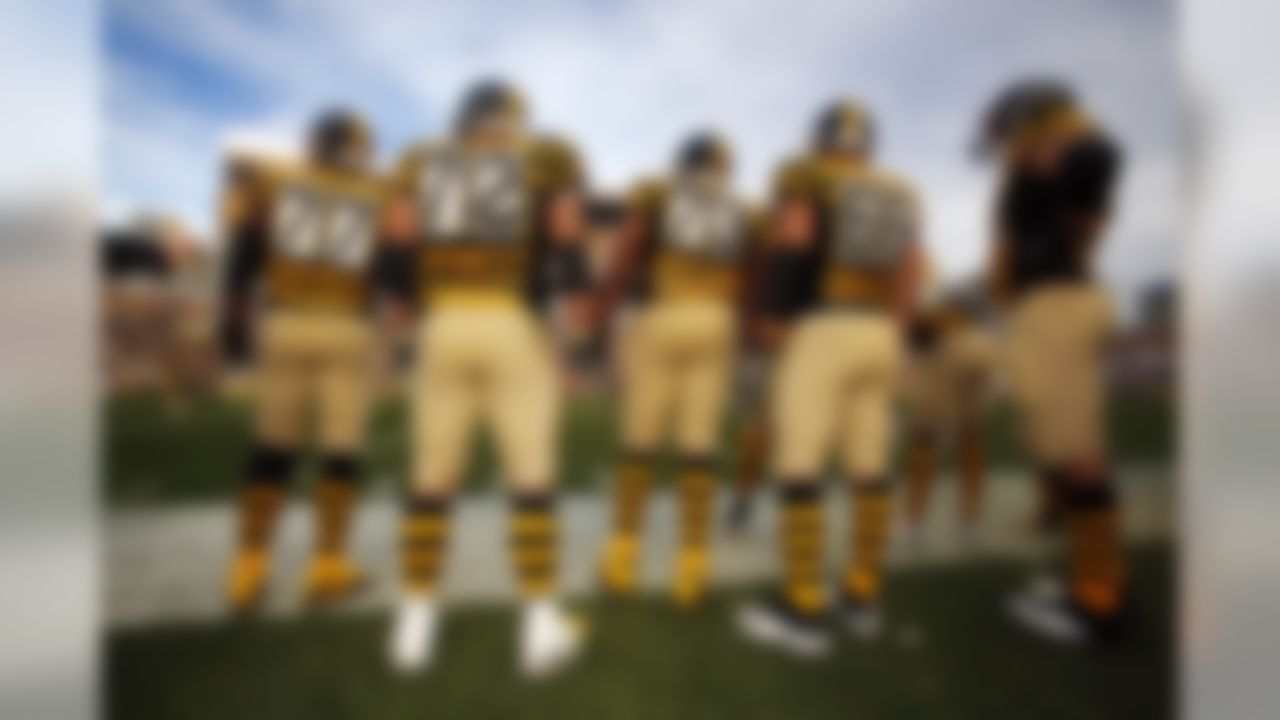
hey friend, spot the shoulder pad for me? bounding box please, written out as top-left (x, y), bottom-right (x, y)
top-left (528, 135), bottom-right (585, 188)
top-left (772, 156), bottom-right (819, 197)
top-left (627, 178), bottom-right (668, 211)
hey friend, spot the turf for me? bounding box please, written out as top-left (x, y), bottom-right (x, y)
top-left (106, 542), bottom-right (1173, 720)
top-left (105, 387), bottom-right (1175, 506)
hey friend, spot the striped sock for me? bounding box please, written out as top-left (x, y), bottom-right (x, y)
top-left (511, 494), bottom-right (558, 599)
top-left (237, 481), bottom-right (287, 555)
top-left (843, 480), bottom-right (892, 602)
top-left (734, 420), bottom-right (769, 498)
top-left (314, 478), bottom-right (357, 557)
top-left (1064, 480), bottom-right (1126, 618)
top-left (678, 458), bottom-right (717, 552)
top-left (904, 436), bottom-right (937, 527)
top-left (957, 431), bottom-right (986, 528)
top-left (610, 453), bottom-right (654, 540)
top-left (780, 482), bottom-right (826, 615)
top-left (401, 497), bottom-right (450, 596)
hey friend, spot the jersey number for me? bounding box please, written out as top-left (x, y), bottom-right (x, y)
top-left (419, 153), bottom-right (525, 244)
top-left (832, 181), bottom-right (914, 268)
top-left (273, 188), bottom-right (376, 270)
top-left (664, 191), bottom-right (743, 260)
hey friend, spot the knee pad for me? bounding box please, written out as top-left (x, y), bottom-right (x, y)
top-left (247, 444), bottom-right (299, 485)
top-left (320, 453), bottom-right (364, 484)
top-left (779, 480), bottom-right (822, 503)
top-left (1059, 476), bottom-right (1116, 509)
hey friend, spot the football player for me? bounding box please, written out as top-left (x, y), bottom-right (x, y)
top-left (383, 80), bottom-right (592, 678)
top-left (592, 132), bottom-right (760, 607)
top-left (737, 99), bottom-right (927, 658)
top-left (976, 79), bottom-right (1127, 644)
top-left (899, 291), bottom-right (997, 553)
top-left (221, 109), bottom-right (386, 612)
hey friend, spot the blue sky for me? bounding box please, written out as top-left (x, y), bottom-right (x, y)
top-left (103, 0), bottom-right (1179, 310)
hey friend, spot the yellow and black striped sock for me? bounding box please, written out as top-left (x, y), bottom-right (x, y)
top-left (235, 445), bottom-right (297, 554)
top-left (401, 497), bottom-right (450, 596)
top-left (313, 455), bottom-right (361, 557)
top-left (678, 458), bottom-right (717, 552)
top-left (1063, 480), bottom-right (1126, 618)
top-left (843, 480), bottom-right (892, 603)
top-left (314, 480), bottom-right (356, 557)
top-left (610, 453), bottom-right (654, 539)
top-left (1037, 467), bottom-right (1066, 534)
top-left (904, 436), bottom-right (937, 527)
top-left (957, 431), bottom-right (986, 528)
top-left (734, 420), bottom-right (769, 498)
top-left (237, 482), bottom-right (287, 554)
top-left (779, 482), bottom-right (825, 615)
top-left (511, 494), bottom-right (558, 599)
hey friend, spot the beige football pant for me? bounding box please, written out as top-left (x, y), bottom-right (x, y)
top-left (621, 300), bottom-right (735, 455)
top-left (903, 325), bottom-right (996, 438)
top-left (772, 311), bottom-right (902, 480)
top-left (412, 305), bottom-right (559, 493)
top-left (254, 310), bottom-right (374, 451)
top-left (1005, 283), bottom-right (1114, 465)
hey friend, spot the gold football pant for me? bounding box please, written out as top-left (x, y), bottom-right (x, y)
top-left (411, 304), bottom-right (559, 493)
top-left (231, 310), bottom-right (373, 602)
top-left (621, 300), bottom-right (735, 456)
top-left (902, 326), bottom-right (994, 528)
top-left (1005, 283), bottom-right (1113, 466)
top-left (404, 302), bottom-right (562, 599)
top-left (772, 311), bottom-right (902, 480)
top-left (254, 310), bottom-right (375, 451)
top-left (902, 326), bottom-right (995, 439)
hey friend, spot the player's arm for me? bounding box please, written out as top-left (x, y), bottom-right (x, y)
top-left (891, 187), bottom-right (928, 328)
top-left (986, 179), bottom-right (1016, 308)
top-left (374, 163), bottom-right (421, 314)
top-left (736, 212), bottom-right (770, 350)
top-left (218, 158), bottom-right (268, 368)
top-left (756, 163), bottom-right (818, 349)
top-left (590, 191), bottom-right (651, 332)
top-left (1060, 135), bottom-right (1122, 263)
top-left (538, 140), bottom-right (594, 340)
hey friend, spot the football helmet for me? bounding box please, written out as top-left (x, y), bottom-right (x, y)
top-left (677, 131), bottom-right (733, 174)
top-left (812, 99), bottom-right (875, 156)
top-left (454, 79), bottom-right (527, 138)
top-left (308, 107), bottom-right (373, 172)
top-left (974, 78), bottom-right (1077, 158)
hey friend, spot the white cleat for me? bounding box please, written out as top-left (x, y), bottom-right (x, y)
top-left (736, 601), bottom-right (831, 660)
top-left (519, 599), bottom-right (586, 680)
top-left (1007, 591), bottom-right (1086, 646)
top-left (842, 599), bottom-right (884, 641)
top-left (388, 595), bottom-right (440, 674)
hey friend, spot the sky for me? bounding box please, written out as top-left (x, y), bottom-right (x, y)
top-left (103, 0), bottom-right (1180, 315)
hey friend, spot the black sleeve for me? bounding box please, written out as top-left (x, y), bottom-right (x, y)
top-left (1060, 135), bottom-right (1121, 216)
top-left (219, 221), bottom-right (266, 366)
top-left (546, 243), bottom-right (592, 294)
top-left (372, 243), bottom-right (418, 304)
top-left (761, 247), bottom-right (819, 319)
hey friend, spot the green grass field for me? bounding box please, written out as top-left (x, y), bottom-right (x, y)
top-left (107, 542), bottom-right (1173, 720)
top-left (105, 386), bottom-right (1175, 506)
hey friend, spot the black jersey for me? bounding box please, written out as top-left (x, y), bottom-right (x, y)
top-left (998, 134), bottom-right (1120, 294)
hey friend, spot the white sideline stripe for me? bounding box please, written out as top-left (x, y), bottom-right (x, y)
top-left (105, 467), bottom-right (1173, 629)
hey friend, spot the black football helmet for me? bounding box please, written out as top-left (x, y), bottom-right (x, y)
top-left (454, 79), bottom-right (527, 137)
top-left (974, 78), bottom-right (1077, 159)
top-left (812, 99), bottom-right (875, 156)
top-left (676, 131), bottom-right (733, 175)
top-left (308, 108), bottom-right (373, 172)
